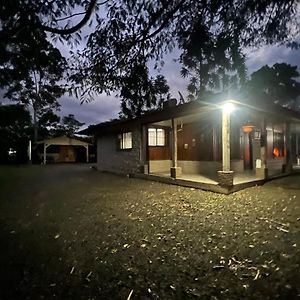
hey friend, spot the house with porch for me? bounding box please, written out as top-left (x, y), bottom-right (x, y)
top-left (82, 99), bottom-right (300, 193)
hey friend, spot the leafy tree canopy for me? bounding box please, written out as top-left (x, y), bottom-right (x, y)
top-left (1, 0), bottom-right (299, 106)
top-left (2, 17), bottom-right (67, 142)
top-left (62, 114), bottom-right (85, 136)
top-left (245, 63), bottom-right (300, 109)
top-left (119, 60), bottom-right (170, 118)
top-left (71, 0), bottom-right (299, 100)
top-left (0, 104), bottom-right (32, 163)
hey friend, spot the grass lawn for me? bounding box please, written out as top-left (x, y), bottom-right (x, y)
top-left (0, 164), bottom-right (299, 299)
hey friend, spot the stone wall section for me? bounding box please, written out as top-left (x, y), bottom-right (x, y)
top-left (97, 127), bottom-right (142, 174)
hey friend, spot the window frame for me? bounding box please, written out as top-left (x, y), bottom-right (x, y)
top-left (118, 131), bottom-right (132, 150)
top-left (147, 127), bottom-right (166, 147)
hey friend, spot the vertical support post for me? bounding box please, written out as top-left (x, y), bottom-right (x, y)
top-left (141, 125), bottom-right (148, 174)
top-left (212, 127), bottom-right (218, 161)
top-left (284, 122), bottom-right (292, 173)
top-left (43, 143), bottom-right (47, 164)
top-left (256, 118), bottom-right (268, 178)
top-left (171, 118), bottom-right (177, 168)
top-left (28, 140), bottom-right (32, 163)
top-left (218, 105), bottom-right (234, 188)
top-left (86, 145), bottom-right (89, 163)
top-left (296, 133), bottom-right (299, 157)
top-left (170, 118), bottom-right (181, 178)
top-left (222, 109), bottom-right (230, 172)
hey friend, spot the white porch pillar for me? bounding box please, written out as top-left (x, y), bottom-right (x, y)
top-left (86, 145), bottom-right (89, 163)
top-left (43, 143), bottom-right (48, 164)
top-left (171, 118), bottom-right (177, 168)
top-left (256, 118), bottom-right (268, 179)
top-left (28, 140), bottom-right (32, 163)
top-left (218, 103), bottom-right (234, 188)
top-left (170, 118), bottom-right (181, 178)
top-left (222, 109), bottom-right (231, 172)
top-left (296, 134), bottom-right (299, 156)
top-left (141, 125), bottom-right (149, 174)
top-left (285, 122), bottom-right (292, 173)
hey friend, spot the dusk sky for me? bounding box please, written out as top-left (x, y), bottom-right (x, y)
top-left (1, 11), bottom-right (299, 129)
top-left (56, 33), bottom-right (300, 129)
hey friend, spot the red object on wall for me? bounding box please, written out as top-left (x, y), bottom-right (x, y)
top-left (242, 125), bottom-right (254, 133)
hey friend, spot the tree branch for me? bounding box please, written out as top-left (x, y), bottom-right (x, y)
top-left (39, 0), bottom-right (97, 35)
top-left (54, 11), bottom-right (87, 22)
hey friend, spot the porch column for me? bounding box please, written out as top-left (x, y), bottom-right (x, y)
top-left (170, 118), bottom-right (181, 178)
top-left (86, 145), bottom-right (89, 163)
top-left (141, 125), bottom-right (149, 174)
top-left (222, 109), bottom-right (230, 172)
top-left (28, 140), bottom-right (32, 163)
top-left (296, 134), bottom-right (299, 164)
top-left (256, 118), bottom-right (268, 179)
top-left (217, 105), bottom-right (234, 187)
top-left (284, 122), bottom-right (292, 173)
top-left (43, 143), bottom-right (48, 164)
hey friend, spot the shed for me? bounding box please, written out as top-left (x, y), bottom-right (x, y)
top-left (37, 135), bottom-right (91, 164)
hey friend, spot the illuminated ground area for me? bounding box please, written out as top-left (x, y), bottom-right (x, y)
top-left (0, 165), bottom-right (299, 299)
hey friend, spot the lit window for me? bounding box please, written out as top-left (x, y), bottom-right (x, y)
top-left (148, 128), bottom-right (165, 146)
top-left (119, 132), bottom-right (132, 149)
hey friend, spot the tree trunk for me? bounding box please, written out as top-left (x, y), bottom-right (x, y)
top-left (33, 103), bottom-right (38, 144)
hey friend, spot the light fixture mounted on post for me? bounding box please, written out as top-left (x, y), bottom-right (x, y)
top-left (222, 102), bottom-right (235, 114)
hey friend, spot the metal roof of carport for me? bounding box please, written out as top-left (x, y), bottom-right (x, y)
top-left (37, 135), bottom-right (92, 146)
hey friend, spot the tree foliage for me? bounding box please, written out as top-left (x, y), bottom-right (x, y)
top-left (1, 0), bottom-right (299, 106)
top-left (119, 60), bottom-right (170, 118)
top-left (71, 0), bottom-right (299, 101)
top-left (2, 25), bottom-right (67, 142)
top-left (0, 104), bottom-right (32, 163)
top-left (62, 114), bottom-right (85, 135)
top-left (245, 63), bottom-right (300, 109)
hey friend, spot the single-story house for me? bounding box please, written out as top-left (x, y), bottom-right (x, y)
top-left (81, 98), bottom-right (300, 193)
top-left (37, 135), bottom-right (94, 164)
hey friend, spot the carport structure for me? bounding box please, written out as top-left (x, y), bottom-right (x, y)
top-left (37, 135), bottom-right (90, 164)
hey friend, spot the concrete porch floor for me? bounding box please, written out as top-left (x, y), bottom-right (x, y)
top-left (149, 170), bottom-right (262, 185)
top-left (132, 166), bottom-right (300, 194)
top-left (132, 170), bottom-right (266, 194)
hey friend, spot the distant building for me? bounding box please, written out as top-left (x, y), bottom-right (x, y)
top-left (37, 135), bottom-right (95, 164)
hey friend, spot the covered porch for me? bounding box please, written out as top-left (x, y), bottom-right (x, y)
top-left (139, 100), bottom-right (295, 191)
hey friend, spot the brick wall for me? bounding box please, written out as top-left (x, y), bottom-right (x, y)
top-left (97, 127), bottom-right (142, 174)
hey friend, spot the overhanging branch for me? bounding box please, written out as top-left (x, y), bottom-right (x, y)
top-left (39, 0), bottom-right (97, 35)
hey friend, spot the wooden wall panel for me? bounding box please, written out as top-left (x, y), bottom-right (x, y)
top-left (148, 146), bottom-right (171, 160)
top-left (177, 122), bottom-right (215, 161)
top-left (147, 129), bottom-right (171, 160)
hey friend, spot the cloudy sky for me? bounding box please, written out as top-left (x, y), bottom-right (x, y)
top-left (58, 37), bottom-right (300, 128)
top-left (3, 7), bottom-right (299, 129)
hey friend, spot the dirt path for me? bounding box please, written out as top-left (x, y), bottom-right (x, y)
top-left (0, 165), bottom-right (299, 299)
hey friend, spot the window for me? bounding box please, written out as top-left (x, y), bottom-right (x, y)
top-left (148, 128), bottom-right (165, 146)
top-left (119, 132), bottom-right (132, 149)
